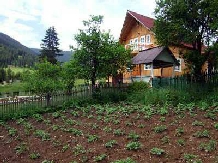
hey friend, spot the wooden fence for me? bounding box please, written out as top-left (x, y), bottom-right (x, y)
top-left (152, 70), bottom-right (218, 92)
top-left (0, 84), bottom-right (127, 119)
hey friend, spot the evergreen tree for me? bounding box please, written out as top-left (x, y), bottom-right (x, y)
top-left (40, 26), bottom-right (62, 64)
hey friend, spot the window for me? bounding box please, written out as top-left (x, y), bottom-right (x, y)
top-left (134, 38), bottom-right (138, 50)
top-left (130, 39), bottom-right (133, 45)
top-left (145, 34), bottom-right (151, 44)
top-left (174, 58), bottom-right (182, 72)
top-left (140, 35), bottom-right (145, 44)
top-left (144, 63), bottom-right (151, 70)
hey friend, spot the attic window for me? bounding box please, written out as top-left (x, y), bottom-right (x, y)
top-left (145, 34), bottom-right (151, 44)
top-left (174, 58), bottom-right (182, 72)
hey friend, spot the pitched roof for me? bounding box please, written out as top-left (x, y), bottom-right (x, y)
top-left (131, 46), bottom-right (179, 68)
top-left (119, 10), bottom-right (155, 42)
top-left (128, 10), bottom-right (154, 29)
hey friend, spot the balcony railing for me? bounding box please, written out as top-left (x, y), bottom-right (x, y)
top-left (125, 43), bottom-right (153, 52)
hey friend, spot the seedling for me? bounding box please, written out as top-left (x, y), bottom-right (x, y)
top-left (126, 141), bottom-right (142, 150)
top-left (34, 130), bottom-right (50, 141)
top-left (177, 139), bottom-right (185, 146)
top-left (192, 120), bottom-right (204, 126)
top-left (103, 126), bottom-right (112, 133)
top-left (29, 152), bottom-right (40, 159)
top-left (214, 123), bottom-right (218, 130)
top-left (8, 127), bottom-right (17, 137)
top-left (153, 125), bottom-right (167, 133)
top-left (94, 154), bottom-right (107, 162)
top-left (150, 147), bottom-right (165, 156)
top-left (105, 140), bottom-right (117, 148)
top-left (112, 157), bottom-right (136, 163)
top-left (113, 129), bottom-right (125, 136)
top-left (161, 136), bottom-right (169, 144)
top-left (62, 144), bottom-right (70, 152)
top-left (87, 134), bottom-right (99, 143)
top-left (199, 140), bottom-right (217, 152)
top-left (175, 127), bottom-right (184, 137)
top-left (73, 144), bottom-right (86, 156)
top-left (127, 131), bottom-right (140, 141)
top-left (15, 142), bottom-right (28, 154)
top-left (32, 113), bottom-right (44, 122)
top-left (194, 130), bottom-right (210, 138)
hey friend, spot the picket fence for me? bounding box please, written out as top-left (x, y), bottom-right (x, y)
top-left (152, 70), bottom-right (218, 92)
top-left (0, 84), bottom-right (127, 119)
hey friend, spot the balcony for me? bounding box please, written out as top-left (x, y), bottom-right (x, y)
top-left (125, 43), bottom-right (153, 53)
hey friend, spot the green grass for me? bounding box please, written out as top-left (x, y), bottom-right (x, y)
top-left (0, 81), bottom-right (25, 94)
top-left (5, 67), bottom-right (31, 74)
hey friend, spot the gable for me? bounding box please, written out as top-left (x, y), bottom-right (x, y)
top-left (119, 10), bottom-right (155, 43)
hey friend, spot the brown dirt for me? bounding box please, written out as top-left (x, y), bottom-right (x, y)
top-left (0, 103), bottom-right (217, 163)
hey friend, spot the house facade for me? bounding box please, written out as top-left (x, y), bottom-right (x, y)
top-left (119, 10), bottom-right (188, 83)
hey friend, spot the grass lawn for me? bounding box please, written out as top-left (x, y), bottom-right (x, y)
top-left (0, 81), bottom-right (25, 94)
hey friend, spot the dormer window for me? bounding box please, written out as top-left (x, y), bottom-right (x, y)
top-left (145, 34), bottom-right (151, 44)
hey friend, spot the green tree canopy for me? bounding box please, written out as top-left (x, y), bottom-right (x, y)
top-left (72, 15), bottom-right (131, 89)
top-left (154, 0), bottom-right (218, 76)
top-left (40, 26), bottom-right (62, 64)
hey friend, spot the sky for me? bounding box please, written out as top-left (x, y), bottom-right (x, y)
top-left (0, 0), bottom-right (156, 51)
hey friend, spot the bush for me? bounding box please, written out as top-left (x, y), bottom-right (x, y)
top-left (128, 81), bottom-right (150, 93)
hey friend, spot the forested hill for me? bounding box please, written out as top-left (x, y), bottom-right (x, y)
top-left (0, 32), bottom-right (37, 68)
top-left (31, 48), bottom-right (73, 63)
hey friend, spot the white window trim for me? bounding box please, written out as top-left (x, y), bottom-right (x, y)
top-left (144, 63), bottom-right (151, 70)
top-left (174, 58), bottom-right (182, 72)
top-left (145, 34), bottom-right (151, 45)
top-left (133, 38), bottom-right (138, 50)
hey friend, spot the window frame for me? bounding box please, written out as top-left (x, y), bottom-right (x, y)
top-left (145, 34), bottom-right (151, 44)
top-left (174, 58), bottom-right (182, 72)
top-left (144, 63), bottom-right (151, 70)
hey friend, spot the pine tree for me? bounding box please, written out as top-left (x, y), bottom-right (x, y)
top-left (40, 26), bottom-right (62, 64)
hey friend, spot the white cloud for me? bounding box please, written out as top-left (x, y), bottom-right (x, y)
top-left (0, 0), bottom-right (156, 50)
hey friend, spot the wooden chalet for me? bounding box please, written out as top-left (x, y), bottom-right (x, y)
top-left (119, 10), bottom-right (194, 83)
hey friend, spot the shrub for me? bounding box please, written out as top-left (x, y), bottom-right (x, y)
top-left (128, 81), bottom-right (150, 93)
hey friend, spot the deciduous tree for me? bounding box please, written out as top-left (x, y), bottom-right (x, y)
top-left (154, 0), bottom-right (218, 77)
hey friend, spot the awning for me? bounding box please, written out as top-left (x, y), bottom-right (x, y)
top-left (131, 46), bottom-right (179, 69)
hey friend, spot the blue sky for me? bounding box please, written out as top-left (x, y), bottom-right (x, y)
top-left (0, 0), bottom-right (156, 50)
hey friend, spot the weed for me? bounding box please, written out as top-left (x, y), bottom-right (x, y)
top-left (105, 140), bottom-right (117, 148)
top-left (126, 141), bottom-right (142, 150)
top-left (15, 142), bottom-right (28, 154)
top-left (94, 154), bottom-right (107, 162)
top-left (194, 130), bottom-right (210, 138)
top-left (199, 140), bottom-right (217, 152)
top-left (87, 134), bottom-right (99, 143)
top-left (34, 130), bottom-right (50, 141)
top-left (150, 147), bottom-right (165, 156)
top-left (153, 125), bottom-right (167, 133)
top-left (29, 152), bottom-right (40, 159)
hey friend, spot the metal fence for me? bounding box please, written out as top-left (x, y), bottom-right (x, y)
top-left (0, 84), bottom-right (127, 119)
top-left (152, 70), bottom-right (218, 92)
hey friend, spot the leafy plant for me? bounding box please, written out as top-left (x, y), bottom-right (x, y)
top-left (183, 153), bottom-right (202, 163)
top-left (8, 127), bottom-right (17, 137)
top-left (73, 144), bottom-right (86, 156)
top-left (62, 144), bottom-right (70, 152)
top-left (153, 125), bottom-right (167, 133)
top-left (103, 126), bottom-right (112, 133)
top-left (29, 152), bottom-right (40, 159)
top-left (126, 141), bottom-right (142, 150)
top-left (150, 147), bottom-right (165, 156)
top-left (175, 127), bottom-right (184, 137)
top-left (177, 139), bottom-right (185, 146)
top-left (204, 111), bottom-right (216, 120)
top-left (63, 128), bottom-right (83, 136)
top-left (87, 134), bottom-right (99, 143)
top-left (127, 131), bottom-right (140, 141)
top-left (199, 140), bottom-right (217, 152)
top-left (32, 113), bottom-right (44, 122)
top-left (112, 157), bottom-right (136, 163)
top-left (192, 120), bottom-right (204, 126)
top-left (42, 160), bottom-right (54, 163)
top-left (194, 130), bottom-right (210, 138)
top-left (105, 140), bottom-right (117, 148)
top-left (113, 129), bottom-right (125, 136)
top-left (34, 130), bottom-right (50, 141)
top-left (52, 111), bottom-right (62, 119)
top-left (15, 142), bottom-right (28, 154)
top-left (94, 154), bottom-right (107, 162)
top-left (214, 123), bottom-right (218, 130)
